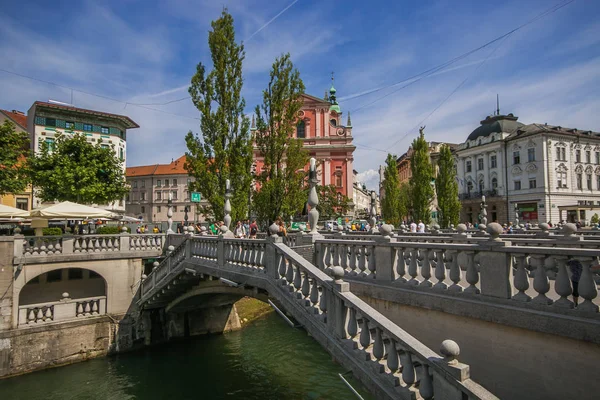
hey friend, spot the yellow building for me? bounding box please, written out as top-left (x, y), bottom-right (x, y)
top-left (0, 109), bottom-right (32, 211)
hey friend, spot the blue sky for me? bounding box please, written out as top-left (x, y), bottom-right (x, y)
top-left (1, 0), bottom-right (599, 190)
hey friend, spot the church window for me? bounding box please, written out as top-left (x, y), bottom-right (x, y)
top-left (296, 120), bottom-right (306, 138)
top-left (586, 151), bottom-right (591, 164)
top-left (330, 119), bottom-right (337, 127)
top-left (576, 150), bottom-right (581, 163)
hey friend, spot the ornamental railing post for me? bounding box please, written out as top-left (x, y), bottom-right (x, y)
top-left (478, 223), bottom-right (513, 299)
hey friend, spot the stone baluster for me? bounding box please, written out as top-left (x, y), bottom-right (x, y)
top-left (433, 249), bottom-right (447, 290)
top-left (319, 285), bottom-right (328, 317)
top-left (512, 254), bottom-right (532, 301)
top-left (324, 244), bottom-right (332, 272)
top-left (386, 339), bottom-right (400, 373)
top-left (408, 248), bottom-right (419, 285)
top-left (349, 245), bottom-right (357, 275)
top-left (464, 251), bottom-right (480, 294)
top-left (278, 254), bottom-right (287, 280)
top-left (367, 245), bottom-right (376, 277)
top-left (358, 246), bottom-right (367, 277)
top-left (340, 243), bottom-right (348, 273)
top-left (285, 257), bottom-right (294, 284)
top-left (532, 254), bottom-right (552, 304)
top-left (395, 247), bottom-right (407, 283)
top-left (359, 316), bottom-right (371, 350)
top-left (447, 250), bottom-right (462, 292)
top-left (373, 327), bottom-right (385, 361)
top-left (400, 351), bottom-right (416, 385)
top-left (293, 265), bottom-right (303, 292)
top-left (347, 307), bottom-right (358, 338)
top-left (301, 271), bottom-right (310, 299)
top-left (420, 249), bottom-right (432, 287)
top-left (554, 256), bottom-right (573, 308)
top-left (577, 258), bottom-right (599, 312)
top-left (310, 278), bottom-right (320, 308)
top-left (419, 364), bottom-right (434, 400)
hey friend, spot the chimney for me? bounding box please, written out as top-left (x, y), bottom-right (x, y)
top-left (11, 110), bottom-right (24, 115)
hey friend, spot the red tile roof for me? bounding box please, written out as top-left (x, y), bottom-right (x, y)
top-left (0, 109), bottom-right (27, 130)
top-left (126, 155), bottom-right (188, 177)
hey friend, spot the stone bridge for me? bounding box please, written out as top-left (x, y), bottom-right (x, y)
top-left (139, 232), bottom-right (496, 400)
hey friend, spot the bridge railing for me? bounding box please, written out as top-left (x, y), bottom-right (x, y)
top-left (272, 241), bottom-right (495, 400)
top-left (13, 233), bottom-right (166, 262)
top-left (314, 232), bottom-right (600, 319)
top-left (18, 295), bottom-right (107, 326)
top-left (140, 234), bottom-right (497, 399)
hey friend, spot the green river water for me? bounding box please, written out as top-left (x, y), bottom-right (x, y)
top-left (0, 313), bottom-right (374, 400)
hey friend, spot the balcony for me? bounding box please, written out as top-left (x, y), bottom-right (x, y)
top-left (458, 190), bottom-right (499, 200)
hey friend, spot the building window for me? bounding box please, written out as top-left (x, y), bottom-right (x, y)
top-left (141, 180), bottom-right (145, 188)
top-left (157, 180), bottom-right (161, 187)
top-left (173, 206), bottom-right (177, 212)
top-left (490, 155), bottom-right (497, 169)
top-left (529, 179), bottom-right (537, 189)
top-left (157, 206), bottom-right (161, 212)
top-left (16, 198), bottom-right (28, 210)
top-left (141, 206), bottom-right (145, 213)
top-left (187, 178), bottom-right (191, 187)
top-left (83, 123), bottom-right (93, 132)
top-left (330, 119), bottom-right (337, 126)
top-left (491, 177), bottom-right (498, 190)
top-left (596, 152), bottom-right (600, 164)
top-left (514, 181), bottom-right (521, 190)
top-left (557, 172), bottom-right (567, 188)
top-left (172, 191), bottom-right (178, 200)
top-left (47, 270), bottom-right (62, 282)
top-left (45, 118), bottom-right (56, 127)
top-left (576, 150), bottom-right (581, 163)
top-left (68, 268), bottom-right (83, 280)
top-left (89, 271), bottom-right (101, 279)
top-left (101, 126), bottom-right (109, 134)
top-left (587, 174), bottom-right (592, 190)
top-left (466, 160), bottom-right (472, 173)
top-left (65, 121), bottom-right (74, 129)
top-left (173, 179), bottom-right (177, 186)
top-left (156, 192), bottom-right (161, 200)
top-left (597, 175), bottom-right (600, 189)
top-left (141, 192), bottom-right (146, 201)
top-left (296, 120), bottom-right (306, 138)
top-left (126, 194), bottom-right (130, 202)
top-left (132, 180), bottom-right (137, 188)
top-left (164, 179), bottom-right (169, 187)
top-left (477, 158), bottom-right (484, 171)
top-left (335, 174), bottom-right (343, 188)
top-left (45, 138), bottom-right (55, 151)
top-left (586, 151), bottom-right (591, 164)
top-left (478, 180), bottom-right (484, 192)
top-left (185, 190), bottom-right (189, 200)
top-left (527, 148), bottom-right (535, 162)
top-left (467, 181), bottom-right (473, 193)
top-left (513, 151), bottom-right (520, 165)
top-left (577, 173), bottom-right (582, 189)
top-left (100, 144), bottom-right (109, 150)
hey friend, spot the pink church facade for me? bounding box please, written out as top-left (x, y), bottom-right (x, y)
top-left (252, 86), bottom-right (356, 202)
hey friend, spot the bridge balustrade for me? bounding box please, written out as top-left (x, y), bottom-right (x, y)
top-left (315, 235), bottom-right (600, 319)
top-left (139, 234), bottom-right (498, 400)
top-left (18, 295), bottom-right (107, 326)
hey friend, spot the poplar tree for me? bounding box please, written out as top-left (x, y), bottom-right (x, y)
top-left (409, 128), bottom-right (434, 224)
top-left (435, 145), bottom-right (460, 228)
top-left (0, 120), bottom-right (29, 195)
top-left (381, 153), bottom-right (401, 226)
top-left (398, 182), bottom-right (411, 222)
top-left (185, 9), bottom-right (253, 222)
top-left (253, 53), bottom-right (308, 224)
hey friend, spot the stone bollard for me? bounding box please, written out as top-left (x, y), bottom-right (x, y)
top-left (561, 223), bottom-right (582, 241)
top-left (438, 340), bottom-right (470, 382)
top-left (152, 261), bottom-right (159, 271)
top-left (479, 223), bottom-right (512, 298)
top-left (537, 223), bottom-right (551, 237)
top-left (455, 223), bottom-right (469, 239)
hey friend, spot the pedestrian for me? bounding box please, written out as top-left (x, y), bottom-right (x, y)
top-left (417, 220), bottom-right (425, 233)
top-left (249, 219), bottom-right (258, 239)
top-left (567, 259), bottom-right (600, 306)
top-left (234, 221), bottom-right (246, 238)
top-left (276, 217), bottom-right (287, 237)
top-left (410, 221), bottom-right (417, 233)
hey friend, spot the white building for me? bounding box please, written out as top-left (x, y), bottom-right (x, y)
top-left (455, 113), bottom-right (600, 225)
top-left (353, 170), bottom-right (380, 219)
top-left (27, 101), bottom-right (138, 212)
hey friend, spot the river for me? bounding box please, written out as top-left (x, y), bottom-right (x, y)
top-left (0, 312), bottom-right (374, 400)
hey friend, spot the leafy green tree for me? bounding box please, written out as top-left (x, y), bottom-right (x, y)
top-left (185, 9), bottom-right (253, 222)
top-left (435, 144), bottom-right (460, 228)
top-left (28, 133), bottom-right (127, 204)
top-left (409, 128), bottom-right (434, 224)
top-left (398, 182), bottom-right (412, 222)
top-left (591, 213), bottom-right (599, 224)
top-left (0, 120), bottom-right (29, 195)
top-left (317, 185), bottom-right (351, 220)
top-left (252, 53), bottom-right (308, 224)
top-left (381, 153), bottom-right (401, 225)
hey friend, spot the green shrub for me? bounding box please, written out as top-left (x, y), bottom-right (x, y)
top-left (42, 227), bottom-right (63, 236)
top-left (591, 213), bottom-right (599, 224)
top-left (96, 225), bottom-right (129, 234)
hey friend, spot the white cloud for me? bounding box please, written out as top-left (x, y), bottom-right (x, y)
top-left (356, 169), bottom-right (380, 192)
